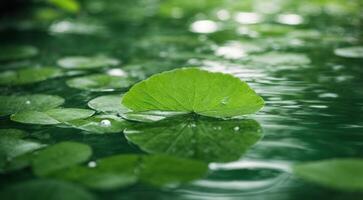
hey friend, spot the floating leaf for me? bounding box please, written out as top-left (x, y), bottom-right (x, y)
top-left (0, 153), bottom-right (33, 173)
top-left (0, 45), bottom-right (38, 61)
top-left (334, 46), bottom-right (363, 58)
top-left (58, 165), bottom-right (137, 190)
top-left (57, 56), bottom-right (119, 69)
top-left (250, 52), bottom-right (311, 66)
top-left (122, 68), bottom-right (264, 118)
top-left (66, 115), bottom-right (128, 134)
top-left (0, 67), bottom-right (63, 85)
top-left (66, 74), bottom-right (134, 91)
top-left (48, 0), bottom-right (80, 13)
top-left (125, 115), bottom-right (262, 162)
top-left (293, 159), bottom-right (363, 192)
top-left (11, 108), bottom-right (95, 125)
top-left (88, 95), bottom-right (129, 114)
top-left (0, 94), bottom-right (64, 116)
top-left (53, 154), bottom-right (207, 188)
top-left (52, 155), bottom-right (139, 190)
top-left (32, 142), bottom-right (92, 176)
top-left (0, 136), bottom-right (45, 169)
top-left (0, 129), bottom-right (27, 138)
top-left (0, 179), bottom-right (95, 200)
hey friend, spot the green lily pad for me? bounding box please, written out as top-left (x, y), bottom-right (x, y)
top-left (66, 115), bottom-right (128, 134)
top-left (334, 46), bottom-right (363, 58)
top-left (0, 129), bottom-right (27, 138)
top-left (293, 158), bottom-right (363, 192)
top-left (0, 45), bottom-right (38, 61)
top-left (0, 136), bottom-right (45, 169)
top-left (0, 67), bottom-right (63, 86)
top-left (11, 108), bottom-right (95, 125)
top-left (0, 152), bottom-right (33, 173)
top-left (48, 0), bottom-right (80, 13)
top-left (57, 56), bottom-right (119, 69)
top-left (0, 94), bottom-right (65, 116)
top-left (122, 68), bottom-right (264, 118)
top-left (0, 179), bottom-right (95, 200)
top-left (56, 165), bottom-right (137, 190)
top-left (32, 142), bottom-right (92, 176)
top-left (66, 74), bottom-right (134, 91)
top-left (51, 155), bottom-right (139, 190)
top-left (88, 95), bottom-right (129, 114)
top-left (52, 154), bottom-right (208, 188)
top-left (125, 115), bottom-right (262, 162)
top-left (250, 52), bottom-right (311, 66)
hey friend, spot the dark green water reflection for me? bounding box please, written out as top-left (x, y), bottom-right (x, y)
top-left (1, 0), bottom-right (363, 199)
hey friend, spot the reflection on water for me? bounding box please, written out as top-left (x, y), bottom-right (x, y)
top-left (190, 20), bottom-right (219, 34)
top-left (125, 115), bottom-right (262, 162)
top-left (0, 0), bottom-right (363, 199)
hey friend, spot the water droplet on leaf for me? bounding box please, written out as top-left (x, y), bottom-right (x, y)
top-left (100, 119), bottom-right (111, 127)
top-left (88, 161), bottom-right (97, 168)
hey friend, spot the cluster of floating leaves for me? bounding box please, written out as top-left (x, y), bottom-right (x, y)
top-left (1, 0), bottom-right (363, 199)
top-left (0, 66), bottom-right (266, 196)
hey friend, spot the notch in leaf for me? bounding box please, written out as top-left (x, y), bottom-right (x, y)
top-left (122, 67), bottom-right (264, 118)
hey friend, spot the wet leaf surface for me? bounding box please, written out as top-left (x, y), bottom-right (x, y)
top-left (0, 95), bottom-right (64, 116)
top-left (32, 142), bottom-right (92, 176)
top-left (122, 68), bottom-right (264, 118)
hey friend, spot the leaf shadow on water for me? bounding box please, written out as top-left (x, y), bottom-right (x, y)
top-left (124, 114), bottom-right (263, 163)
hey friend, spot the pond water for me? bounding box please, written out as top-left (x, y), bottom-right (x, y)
top-left (0, 0), bottom-right (362, 199)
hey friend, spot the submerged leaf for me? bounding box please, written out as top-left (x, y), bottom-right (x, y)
top-left (0, 179), bottom-right (94, 200)
top-left (57, 56), bottom-right (119, 69)
top-left (11, 108), bottom-right (95, 125)
top-left (66, 74), bottom-right (134, 91)
top-left (0, 94), bottom-right (64, 116)
top-left (293, 159), bottom-right (363, 192)
top-left (125, 115), bottom-right (262, 162)
top-left (0, 67), bottom-right (63, 86)
top-left (122, 68), bottom-right (264, 118)
top-left (0, 45), bottom-right (38, 61)
top-left (32, 142), bottom-right (92, 176)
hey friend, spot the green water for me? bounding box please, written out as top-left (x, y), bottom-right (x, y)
top-left (1, 0), bottom-right (363, 199)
